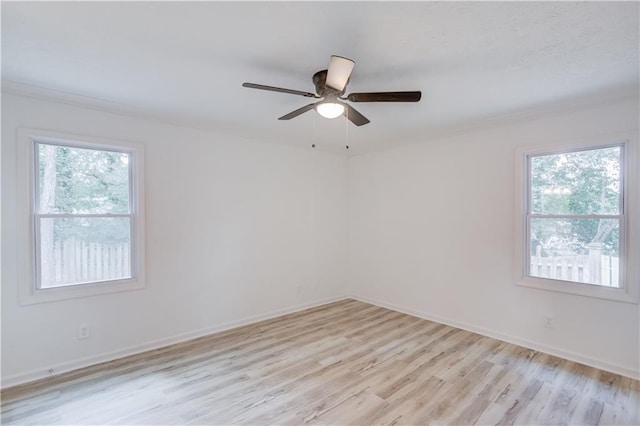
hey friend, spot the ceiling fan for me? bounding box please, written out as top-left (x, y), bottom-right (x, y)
top-left (242, 55), bottom-right (421, 126)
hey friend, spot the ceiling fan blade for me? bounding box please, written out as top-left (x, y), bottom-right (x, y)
top-left (278, 103), bottom-right (318, 120)
top-left (347, 91), bottom-right (422, 102)
top-left (326, 55), bottom-right (355, 91)
top-left (243, 82), bottom-right (319, 98)
top-left (339, 101), bottom-right (370, 126)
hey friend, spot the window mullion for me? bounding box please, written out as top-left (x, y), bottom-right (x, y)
top-left (529, 214), bottom-right (622, 220)
top-left (35, 213), bottom-right (133, 219)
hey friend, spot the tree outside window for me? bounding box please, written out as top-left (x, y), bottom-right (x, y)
top-left (527, 145), bottom-right (622, 287)
top-left (36, 142), bottom-right (133, 288)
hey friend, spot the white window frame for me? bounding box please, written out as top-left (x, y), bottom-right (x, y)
top-left (17, 128), bottom-right (146, 304)
top-left (515, 133), bottom-right (639, 304)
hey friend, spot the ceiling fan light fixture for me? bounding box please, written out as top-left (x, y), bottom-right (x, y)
top-left (316, 102), bottom-right (344, 119)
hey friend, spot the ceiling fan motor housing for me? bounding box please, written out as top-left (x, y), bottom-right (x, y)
top-left (313, 70), bottom-right (346, 98)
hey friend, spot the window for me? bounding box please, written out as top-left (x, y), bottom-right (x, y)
top-left (35, 142), bottom-right (134, 288)
top-left (528, 145), bottom-right (623, 287)
top-left (516, 137), bottom-right (638, 303)
top-left (18, 129), bottom-right (145, 304)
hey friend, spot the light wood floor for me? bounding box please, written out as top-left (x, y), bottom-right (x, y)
top-left (1, 299), bottom-right (639, 425)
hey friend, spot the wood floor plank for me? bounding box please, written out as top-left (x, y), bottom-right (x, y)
top-left (2, 299), bottom-right (638, 425)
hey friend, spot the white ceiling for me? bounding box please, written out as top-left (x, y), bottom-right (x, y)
top-left (2, 1), bottom-right (638, 154)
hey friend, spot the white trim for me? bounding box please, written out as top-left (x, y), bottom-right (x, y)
top-left (514, 133), bottom-right (639, 304)
top-left (0, 80), bottom-right (346, 155)
top-left (16, 128), bottom-right (146, 305)
top-left (2, 81), bottom-right (174, 128)
top-left (350, 295), bottom-right (640, 380)
top-left (0, 296), bottom-right (348, 389)
top-left (3, 80), bottom-right (638, 158)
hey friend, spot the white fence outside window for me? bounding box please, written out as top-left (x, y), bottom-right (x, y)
top-left (530, 243), bottom-right (619, 287)
top-left (45, 238), bottom-right (131, 287)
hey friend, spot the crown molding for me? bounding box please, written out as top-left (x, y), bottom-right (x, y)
top-left (4, 79), bottom-right (637, 158)
top-left (1, 80), bottom-right (353, 155)
top-left (1, 80), bottom-right (218, 131)
top-left (349, 86), bottom-right (639, 156)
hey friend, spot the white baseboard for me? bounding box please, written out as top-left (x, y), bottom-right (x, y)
top-left (4, 293), bottom-right (637, 388)
top-left (350, 294), bottom-right (640, 380)
top-left (1, 295), bottom-right (348, 389)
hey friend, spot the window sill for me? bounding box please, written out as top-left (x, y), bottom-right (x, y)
top-left (19, 277), bottom-right (145, 305)
top-left (517, 276), bottom-right (638, 304)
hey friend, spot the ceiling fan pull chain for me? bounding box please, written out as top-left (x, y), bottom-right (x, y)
top-left (345, 108), bottom-right (350, 150)
top-left (312, 113), bottom-right (317, 148)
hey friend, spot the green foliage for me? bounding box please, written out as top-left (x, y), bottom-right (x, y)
top-left (39, 143), bottom-right (131, 244)
top-left (530, 146), bottom-right (621, 256)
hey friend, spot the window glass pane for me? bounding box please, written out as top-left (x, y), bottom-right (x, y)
top-left (38, 143), bottom-right (130, 214)
top-left (529, 218), bottom-right (619, 287)
top-left (530, 146), bottom-right (621, 215)
top-left (38, 217), bottom-right (132, 288)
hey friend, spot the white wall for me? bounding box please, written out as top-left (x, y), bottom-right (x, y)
top-left (1, 93), bottom-right (348, 386)
top-left (348, 97), bottom-right (640, 378)
top-left (3, 92), bottom-right (639, 387)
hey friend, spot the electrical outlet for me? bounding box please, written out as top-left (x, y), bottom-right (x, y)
top-left (78, 324), bottom-right (90, 340)
top-left (544, 315), bottom-right (555, 329)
